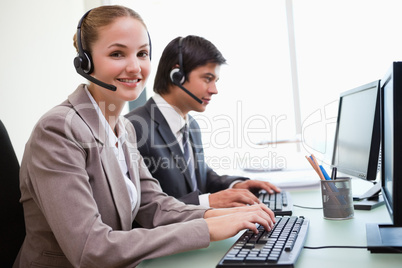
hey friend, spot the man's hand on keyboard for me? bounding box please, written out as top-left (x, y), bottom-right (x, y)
top-left (209, 188), bottom-right (261, 208)
top-left (204, 204), bottom-right (275, 242)
top-left (232, 180), bottom-right (281, 195)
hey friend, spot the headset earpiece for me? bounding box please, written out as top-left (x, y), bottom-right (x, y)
top-left (170, 68), bottom-right (185, 85)
top-left (74, 51), bottom-right (93, 74)
top-left (74, 10), bottom-right (94, 75)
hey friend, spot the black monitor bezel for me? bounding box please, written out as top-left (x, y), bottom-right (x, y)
top-left (331, 80), bottom-right (381, 181)
top-left (380, 61), bottom-right (402, 227)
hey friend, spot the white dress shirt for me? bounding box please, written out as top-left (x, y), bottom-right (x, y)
top-left (85, 86), bottom-right (137, 212)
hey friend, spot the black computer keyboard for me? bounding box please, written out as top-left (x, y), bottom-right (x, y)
top-left (216, 216), bottom-right (309, 268)
top-left (259, 191), bottom-right (293, 216)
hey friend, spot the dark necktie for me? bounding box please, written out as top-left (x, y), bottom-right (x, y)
top-left (181, 124), bottom-right (197, 191)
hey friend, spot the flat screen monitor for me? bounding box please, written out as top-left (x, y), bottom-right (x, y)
top-left (332, 80), bottom-right (381, 180)
top-left (379, 62), bottom-right (402, 226)
top-left (366, 61), bottom-right (402, 253)
top-left (331, 80), bottom-right (382, 209)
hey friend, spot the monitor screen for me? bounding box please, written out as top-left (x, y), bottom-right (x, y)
top-left (381, 61), bottom-right (402, 226)
top-left (332, 80), bottom-right (381, 181)
top-left (366, 62), bottom-right (402, 253)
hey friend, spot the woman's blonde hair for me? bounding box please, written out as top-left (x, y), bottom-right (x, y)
top-left (73, 5), bottom-right (146, 55)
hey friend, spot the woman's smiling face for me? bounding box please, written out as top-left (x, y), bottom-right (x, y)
top-left (89, 16), bottom-right (151, 106)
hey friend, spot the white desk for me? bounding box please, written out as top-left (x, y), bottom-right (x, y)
top-left (138, 182), bottom-right (402, 268)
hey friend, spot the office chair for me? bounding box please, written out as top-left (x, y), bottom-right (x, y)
top-left (0, 120), bottom-right (25, 267)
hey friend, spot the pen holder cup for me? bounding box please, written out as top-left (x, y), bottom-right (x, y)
top-left (320, 177), bottom-right (354, 220)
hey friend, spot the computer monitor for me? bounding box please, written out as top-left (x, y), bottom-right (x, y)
top-left (331, 80), bottom-right (383, 210)
top-left (366, 61), bottom-right (402, 253)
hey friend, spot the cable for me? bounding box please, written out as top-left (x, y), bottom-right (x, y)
top-left (304, 246), bottom-right (367, 250)
top-left (304, 245), bottom-right (402, 253)
top-left (293, 204), bottom-right (323, 209)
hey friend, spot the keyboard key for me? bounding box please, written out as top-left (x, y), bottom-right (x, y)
top-left (258, 191), bottom-right (293, 216)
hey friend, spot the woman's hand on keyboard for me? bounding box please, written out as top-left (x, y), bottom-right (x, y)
top-left (204, 204), bottom-right (275, 242)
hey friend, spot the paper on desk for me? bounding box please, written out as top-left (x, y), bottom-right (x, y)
top-left (243, 169), bottom-right (320, 190)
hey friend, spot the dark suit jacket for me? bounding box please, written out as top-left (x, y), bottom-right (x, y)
top-left (125, 97), bottom-right (248, 205)
top-left (0, 120), bottom-right (25, 267)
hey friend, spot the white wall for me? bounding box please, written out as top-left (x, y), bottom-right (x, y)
top-left (2, 0), bottom-right (402, 167)
top-left (112, 0), bottom-right (402, 170)
top-left (0, 0), bottom-right (101, 161)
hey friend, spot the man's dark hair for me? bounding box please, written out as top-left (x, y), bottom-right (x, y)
top-left (153, 35), bottom-right (226, 95)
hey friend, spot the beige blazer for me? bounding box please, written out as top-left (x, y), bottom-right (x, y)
top-left (13, 85), bottom-right (210, 268)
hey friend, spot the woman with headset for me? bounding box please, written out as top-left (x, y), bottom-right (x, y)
top-left (13, 5), bottom-right (275, 267)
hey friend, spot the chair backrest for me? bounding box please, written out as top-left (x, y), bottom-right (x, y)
top-left (0, 120), bottom-right (25, 267)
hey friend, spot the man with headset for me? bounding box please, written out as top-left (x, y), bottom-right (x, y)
top-left (125, 35), bottom-right (280, 208)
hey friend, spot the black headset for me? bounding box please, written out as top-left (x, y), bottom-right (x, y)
top-left (169, 37), bottom-right (203, 104)
top-left (73, 9), bottom-right (152, 92)
top-left (169, 37), bottom-right (186, 85)
top-left (74, 10), bottom-right (93, 75)
top-left (73, 9), bottom-right (116, 91)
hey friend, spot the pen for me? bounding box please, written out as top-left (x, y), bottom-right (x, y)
top-left (319, 165), bottom-right (331, 180)
top-left (331, 167), bottom-right (337, 180)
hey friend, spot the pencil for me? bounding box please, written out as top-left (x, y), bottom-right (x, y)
top-left (305, 156), bottom-right (318, 172)
top-left (310, 154), bottom-right (326, 181)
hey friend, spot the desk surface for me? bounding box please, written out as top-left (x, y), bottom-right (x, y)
top-left (139, 179), bottom-right (402, 268)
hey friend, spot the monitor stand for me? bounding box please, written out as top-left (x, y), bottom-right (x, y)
top-left (353, 182), bottom-right (384, 210)
top-left (366, 223), bottom-right (402, 253)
